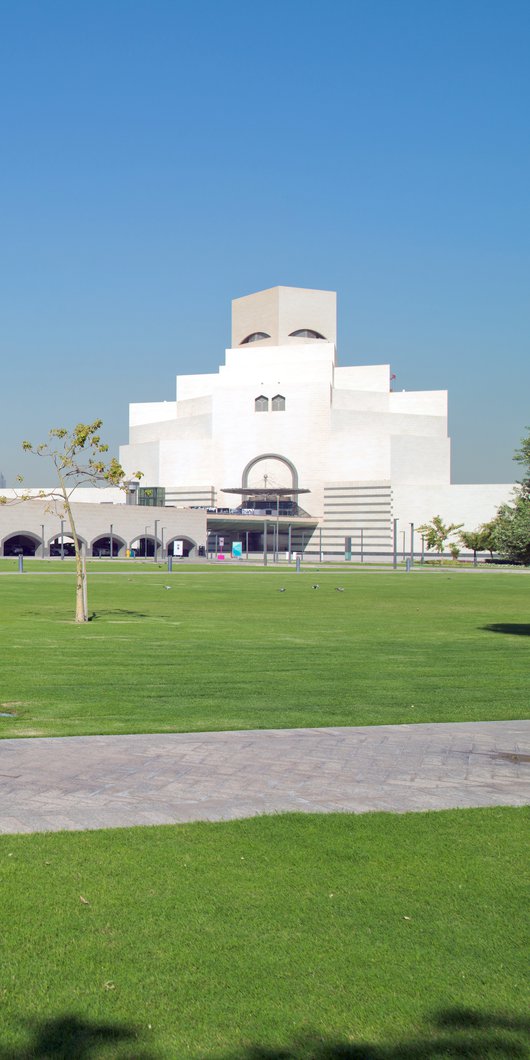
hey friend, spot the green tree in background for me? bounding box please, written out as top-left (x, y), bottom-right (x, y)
top-left (490, 427), bottom-right (530, 565)
top-left (417, 515), bottom-right (463, 556)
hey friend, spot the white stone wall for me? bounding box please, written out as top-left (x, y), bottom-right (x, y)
top-left (392, 483), bottom-right (515, 531)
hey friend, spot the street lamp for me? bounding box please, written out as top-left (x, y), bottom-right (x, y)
top-left (144, 525), bottom-right (150, 559)
top-left (153, 518), bottom-right (159, 563)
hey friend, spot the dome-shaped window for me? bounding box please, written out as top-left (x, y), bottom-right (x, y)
top-left (241, 332), bottom-right (271, 344)
top-left (255, 395), bottom-right (269, 412)
top-left (289, 328), bottom-right (326, 339)
top-left (271, 394), bottom-right (285, 412)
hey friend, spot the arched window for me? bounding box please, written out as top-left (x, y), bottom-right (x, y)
top-left (241, 332), bottom-right (271, 344)
top-left (271, 394), bottom-right (285, 412)
top-left (255, 395), bottom-right (269, 412)
top-left (289, 328), bottom-right (326, 339)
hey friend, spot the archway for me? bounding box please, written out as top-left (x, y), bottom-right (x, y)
top-left (91, 534), bottom-right (126, 558)
top-left (49, 533), bottom-right (87, 558)
top-left (3, 533), bottom-right (41, 557)
top-left (130, 535), bottom-right (158, 558)
top-left (166, 536), bottom-right (197, 558)
top-left (242, 453), bottom-right (299, 491)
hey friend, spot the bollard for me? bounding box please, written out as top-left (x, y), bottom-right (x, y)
top-left (405, 558), bottom-right (412, 573)
top-left (167, 555), bottom-right (173, 573)
top-left (18, 554), bottom-right (23, 573)
top-left (296, 555), bottom-right (301, 574)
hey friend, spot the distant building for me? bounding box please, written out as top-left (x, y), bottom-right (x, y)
top-left (118, 286), bottom-right (513, 557)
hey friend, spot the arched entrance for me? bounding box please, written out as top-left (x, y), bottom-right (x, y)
top-left (91, 534), bottom-right (126, 558)
top-left (49, 534), bottom-right (86, 557)
top-left (166, 536), bottom-right (197, 558)
top-left (3, 533), bottom-right (41, 557)
top-left (130, 535), bottom-right (158, 558)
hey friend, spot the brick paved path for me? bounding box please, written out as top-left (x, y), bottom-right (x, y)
top-left (0, 721), bottom-right (528, 834)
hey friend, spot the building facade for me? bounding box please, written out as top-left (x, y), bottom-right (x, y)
top-left (118, 286), bottom-right (512, 557)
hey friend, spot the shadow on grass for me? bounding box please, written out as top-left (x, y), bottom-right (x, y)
top-left (0, 1014), bottom-right (155, 1059)
top-left (89, 608), bottom-right (149, 621)
top-left (218, 1009), bottom-right (530, 1059)
top-left (2, 1009), bottom-right (528, 1060)
top-left (482, 623), bottom-right (530, 636)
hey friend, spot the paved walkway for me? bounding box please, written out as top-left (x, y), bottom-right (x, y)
top-left (0, 721), bottom-right (529, 834)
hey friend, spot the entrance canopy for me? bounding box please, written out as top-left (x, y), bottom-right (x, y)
top-left (221, 486), bottom-right (311, 517)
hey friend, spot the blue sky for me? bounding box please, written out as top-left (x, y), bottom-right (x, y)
top-left (1, 0), bottom-right (528, 487)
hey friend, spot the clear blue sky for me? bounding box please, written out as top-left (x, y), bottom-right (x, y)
top-left (1, 0), bottom-right (528, 487)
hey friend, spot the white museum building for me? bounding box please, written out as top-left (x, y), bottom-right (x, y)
top-left (118, 285), bottom-right (513, 558)
top-left (0, 286), bottom-right (514, 559)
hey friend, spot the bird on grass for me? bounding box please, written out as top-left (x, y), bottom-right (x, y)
top-left (335, 587), bottom-right (345, 592)
top-left (163, 585), bottom-right (172, 590)
top-left (278, 587), bottom-right (286, 592)
top-left (311, 584), bottom-right (320, 590)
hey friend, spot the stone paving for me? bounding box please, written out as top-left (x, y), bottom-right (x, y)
top-left (0, 720), bottom-right (529, 834)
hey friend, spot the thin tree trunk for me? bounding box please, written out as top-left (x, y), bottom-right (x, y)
top-left (59, 479), bottom-right (88, 623)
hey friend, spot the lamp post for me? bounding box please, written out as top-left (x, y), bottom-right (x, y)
top-left (410, 522), bottom-right (414, 565)
top-left (41, 524), bottom-right (45, 559)
top-left (161, 527), bottom-right (166, 560)
top-left (278, 495), bottom-right (282, 561)
top-left (144, 525), bottom-right (150, 559)
top-left (60, 519), bottom-right (65, 561)
top-left (154, 519), bottom-right (159, 563)
top-left (110, 523), bottom-right (113, 560)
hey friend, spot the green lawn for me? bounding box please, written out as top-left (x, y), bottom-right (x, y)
top-left (0, 568), bottom-right (528, 738)
top-left (0, 808), bottom-right (527, 1058)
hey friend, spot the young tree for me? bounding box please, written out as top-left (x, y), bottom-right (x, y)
top-left (459, 527), bottom-right (493, 565)
top-left (1, 421), bottom-right (141, 623)
top-left (417, 515), bottom-right (463, 555)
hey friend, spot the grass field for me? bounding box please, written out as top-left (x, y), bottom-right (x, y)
top-left (0, 807), bottom-right (528, 1058)
top-left (0, 567), bottom-right (528, 739)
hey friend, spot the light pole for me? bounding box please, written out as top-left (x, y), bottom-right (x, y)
top-left (60, 519), bottom-right (65, 561)
top-left (278, 495), bottom-right (281, 562)
top-left (144, 525), bottom-right (150, 559)
top-left (41, 524), bottom-right (45, 559)
top-left (154, 518), bottom-right (159, 563)
top-left (110, 523), bottom-right (113, 560)
top-left (161, 527), bottom-right (166, 559)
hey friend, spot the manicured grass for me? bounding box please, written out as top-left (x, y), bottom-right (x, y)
top-left (0, 569), bottom-right (528, 738)
top-left (0, 808), bottom-right (527, 1058)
